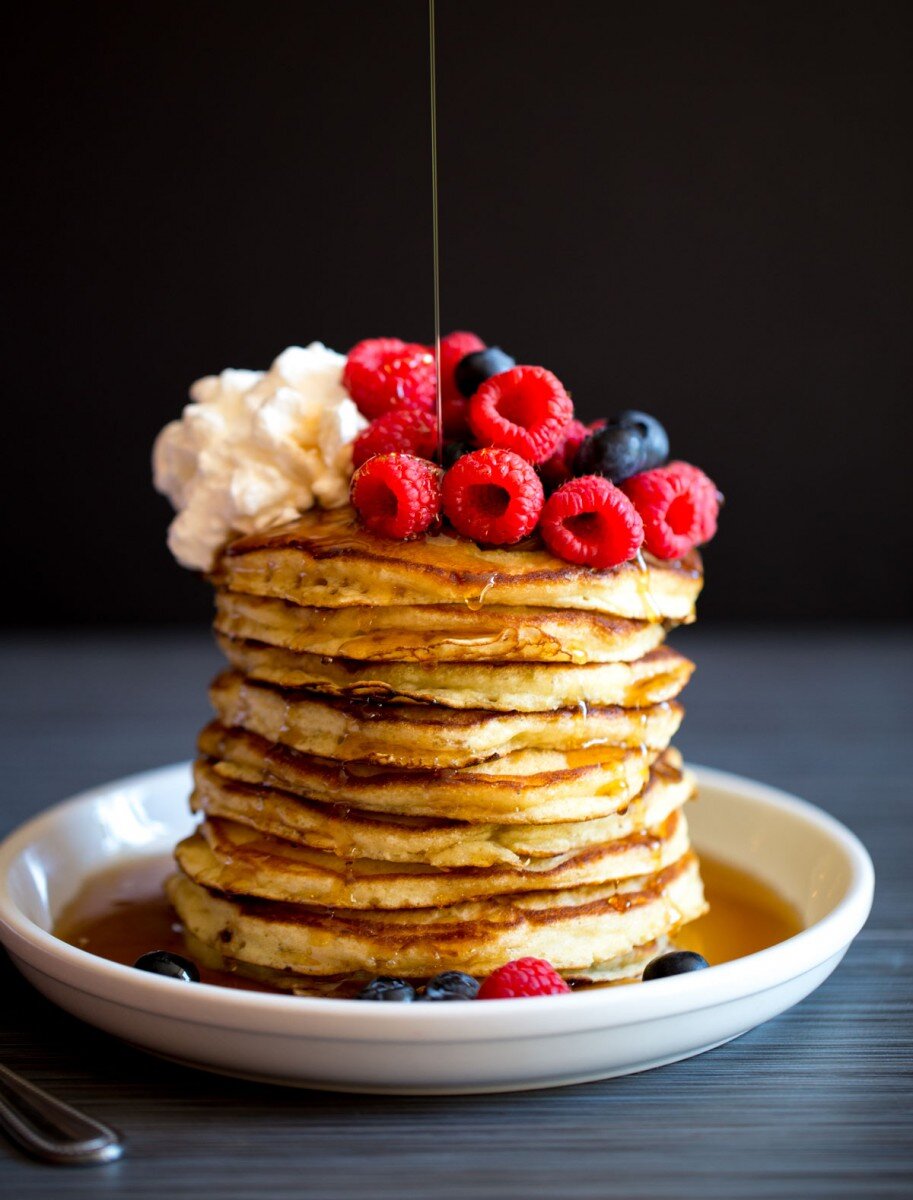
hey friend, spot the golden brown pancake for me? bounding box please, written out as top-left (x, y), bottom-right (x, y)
top-left (563, 938), bottom-right (674, 984)
top-left (167, 852), bottom-right (705, 976)
top-left (181, 932), bottom-right (674, 992)
top-left (190, 750), bottom-right (694, 867)
top-left (176, 807), bottom-right (690, 909)
top-left (213, 589), bottom-right (680, 664)
top-left (214, 505), bottom-right (702, 619)
top-left (208, 669), bottom-right (684, 768)
top-left (198, 722), bottom-right (658, 824)
top-left (217, 634), bottom-right (694, 711)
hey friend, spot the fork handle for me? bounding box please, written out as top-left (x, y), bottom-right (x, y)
top-left (0, 1062), bottom-right (124, 1165)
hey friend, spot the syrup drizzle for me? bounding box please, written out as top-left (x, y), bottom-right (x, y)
top-left (428, 0), bottom-right (444, 464)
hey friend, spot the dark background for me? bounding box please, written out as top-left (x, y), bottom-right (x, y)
top-left (4, 0), bottom-right (911, 625)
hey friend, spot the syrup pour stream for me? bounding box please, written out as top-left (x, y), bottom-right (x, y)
top-left (428, 0), bottom-right (443, 463)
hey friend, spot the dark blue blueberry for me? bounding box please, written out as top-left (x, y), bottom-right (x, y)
top-left (133, 950), bottom-right (200, 982)
top-left (419, 971), bottom-right (480, 1001)
top-left (454, 347), bottom-right (516, 398)
top-left (574, 425), bottom-right (646, 483)
top-left (574, 410), bottom-right (669, 483)
top-left (441, 440), bottom-right (475, 470)
top-left (607, 410), bottom-right (669, 471)
top-left (642, 950), bottom-right (709, 981)
top-left (357, 976), bottom-right (417, 1002)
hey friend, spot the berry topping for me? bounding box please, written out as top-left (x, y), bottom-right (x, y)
top-left (539, 418), bottom-right (589, 492)
top-left (642, 950), bottom-right (709, 980)
top-left (439, 331), bottom-right (486, 437)
top-left (343, 337), bottom-right (436, 419)
top-left (454, 346), bottom-right (517, 399)
top-left (622, 463), bottom-right (712, 560)
top-left (540, 475), bottom-right (644, 569)
top-left (615, 410), bottom-right (669, 469)
top-left (442, 448), bottom-right (544, 545)
top-left (575, 410), bottom-right (669, 483)
top-left (134, 950), bottom-right (200, 983)
top-left (477, 957), bottom-right (571, 1000)
top-left (420, 971), bottom-right (480, 1002)
top-left (575, 425), bottom-right (646, 483)
top-left (666, 460), bottom-right (720, 543)
top-left (351, 453), bottom-right (441, 539)
top-left (352, 408), bottom-right (439, 468)
top-left (440, 396), bottom-right (472, 440)
top-left (468, 366), bottom-right (573, 464)
top-left (439, 331), bottom-right (486, 377)
top-left (357, 976), bottom-right (417, 1002)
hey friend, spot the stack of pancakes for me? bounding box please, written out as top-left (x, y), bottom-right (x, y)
top-left (168, 506), bottom-right (708, 992)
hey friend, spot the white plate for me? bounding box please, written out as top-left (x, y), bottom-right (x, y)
top-left (0, 764), bottom-right (873, 1094)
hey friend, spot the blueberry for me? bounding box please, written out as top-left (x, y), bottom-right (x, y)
top-left (608, 410), bottom-right (669, 471)
top-left (419, 971), bottom-right (480, 1001)
top-left (454, 347), bottom-right (516, 398)
top-left (574, 425), bottom-right (646, 483)
top-left (441, 440), bottom-right (475, 470)
top-left (133, 950), bottom-right (200, 982)
top-left (574, 410), bottom-right (669, 483)
top-left (642, 950), bottom-right (709, 981)
top-left (357, 976), bottom-right (416, 1002)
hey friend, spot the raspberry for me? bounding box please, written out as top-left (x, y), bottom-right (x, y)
top-left (468, 366), bottom-right (573, 464)
top-left (477, 957), bottom-right (571, 1000)
top-left (442, 448), bottom-right (544, 545)
top-left (539, 418), bottom-right (589, 492)
top-left (438, 330), bottom-right (485, 437)
top-left (666, 461), bottom-right (720, 543)
top-left (352, 409), bottom-right (439, 468)
top-left (350, 453), bottom-right (441, 539)
top-left (540, 475), bottom-right (644, 569)
top-left (440, 394), bottom-right (471, 440)
top-left (343, 338), bottom-right (436, 419)
top-left (622, 464), bottom-right (714, 559)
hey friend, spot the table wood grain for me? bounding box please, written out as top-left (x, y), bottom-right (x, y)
top-left (0, 627), bottom-right (910, 1199)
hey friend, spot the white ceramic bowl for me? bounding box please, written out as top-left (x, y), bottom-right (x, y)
top-left (0, 764), bottom-right (873, 1094)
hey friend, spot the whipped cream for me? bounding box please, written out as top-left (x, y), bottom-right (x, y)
top-left (153, 343), bottom-right (367, 571)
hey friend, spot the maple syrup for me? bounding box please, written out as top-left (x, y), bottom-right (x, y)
top-left (53, 851), bottom-right (802, 996)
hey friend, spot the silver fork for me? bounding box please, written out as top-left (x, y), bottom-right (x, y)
top-left (0, 1062), bottom-right (124, 1165)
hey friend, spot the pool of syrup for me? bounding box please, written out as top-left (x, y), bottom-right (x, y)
top-left (52, 852), bottom-right (802, 996)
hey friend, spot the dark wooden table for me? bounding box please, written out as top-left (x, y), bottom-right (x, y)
top-left (1, 628), bottom-right (910, 1199)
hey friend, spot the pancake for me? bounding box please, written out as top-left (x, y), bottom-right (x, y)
top-left (166, 851), bottom-right (706, 976)
top-left (199, 722), bottom-right (659, 824)
top-left (176, 807), bottom-right (690, 909)
top-left (214, 505), bottom-right (703, 619)
top-left (190, 750), bottom-right (695, 867)
top-left (213, 590), bottom-right (680, 664)
top-left (181, 931), bottom-right (673, 992)
top-left (563, 938), bottom-right (674, 984)
top-left (217, 635), bottom-right (694, 711)
top-left (209, 670), bottom-right (684, 768)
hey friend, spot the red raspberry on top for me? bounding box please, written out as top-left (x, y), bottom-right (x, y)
top-left (350, 453), bottom-right (441, 540)
top-left (438, 330), bottom-right (485, 438)
top-left (437, 330), bottom-right (485, 437)
top-left (352, 408), bottom-right (438, 469)
top-left (468, 366), bottom-right (573, 464)
top-left (623, 463), bottom-right (717, 560)
top-left (539, 418), bottom-right (589, 492)
top-left (540, 475), bottom-right (644, 569)
top-left (666, 461), bottom-right (720, 543)
top-left (477, 957), bottom-right (571, 1000)
top-left (344, 338), bottom-right (436, 420)
top-left (442, 448), bottom-right (544, 545)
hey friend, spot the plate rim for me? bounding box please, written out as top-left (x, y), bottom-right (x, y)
top-left (0, 761), bottom-right (875, 1040)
